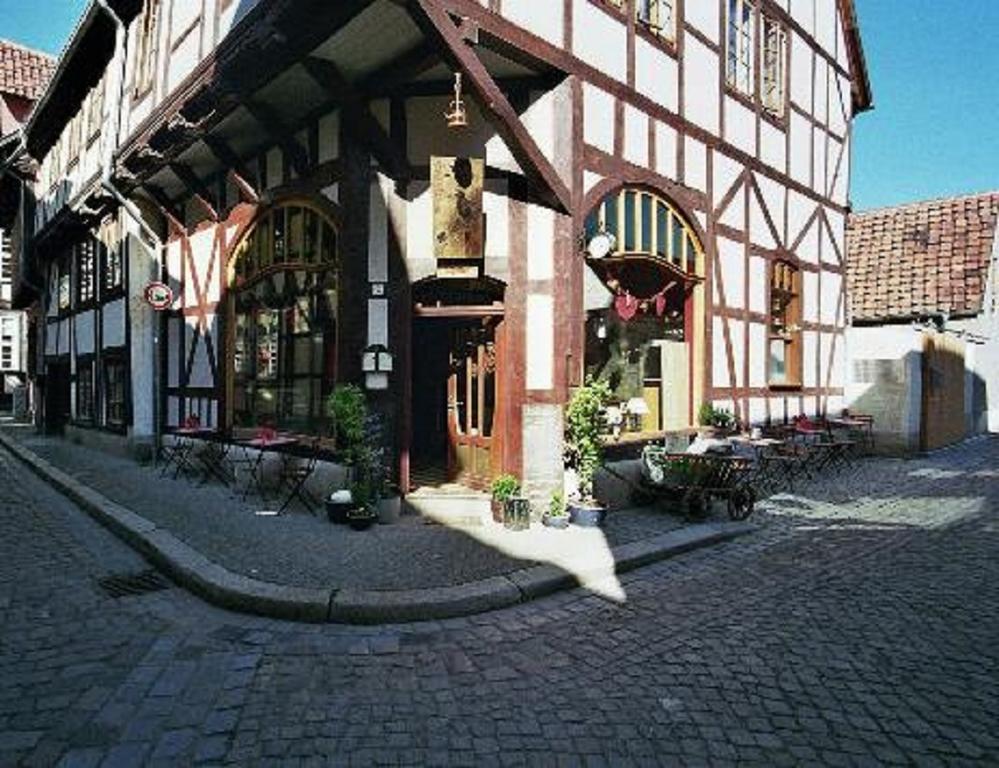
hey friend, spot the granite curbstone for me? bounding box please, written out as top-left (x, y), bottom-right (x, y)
top-left (329, 577), bottom-right (523, 624)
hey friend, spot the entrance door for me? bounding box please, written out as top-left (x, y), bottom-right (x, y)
top-left (921, 331), bottom-right (966, 451)
top-left (411, 316), bottom-right (502, 489)
top-left (446, 319), bottom-right (500, 488)
top-left (44, 361), bottom-right (71, 435)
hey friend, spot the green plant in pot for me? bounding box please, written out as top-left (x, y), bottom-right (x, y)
top-left (564, 378), bottom-right (612, 527)
top-left (490, 474), bottom-right (521, 524)
top-left (346, 412), bottom-right (391, 531)
top-left (324, 385), bottom-right (368, 524)
top-left (697, 402), bottom-right (735, 438)
top-left (543, 490), bottom-right (569, 529)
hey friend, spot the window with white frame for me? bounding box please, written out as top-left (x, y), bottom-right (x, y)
top-left (133, 0), bottom-right (160, 97)
top-left (0, 230), bottom-right (10, 282)
top-left (636, 0), bottom-right (675, 41)
top-left (761, 15), bottom-right (787, 117)
top-left (726, 0), bottom-right (756, 96)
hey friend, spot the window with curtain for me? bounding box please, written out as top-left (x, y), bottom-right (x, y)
top-left (636, 0), bottom-right (675, 41)
top-left (761, 15), bottom-right (787, 118)
top-left (769, 261), bottom-right (802, 386)
top-left (230, 203), bottom-right (338, 434)
top-left (77, 359), bottom-right (94, 423)
top-left (133, 0), bottom-right (160, 97)
top-left (104, 356), bottom-right (127, 427)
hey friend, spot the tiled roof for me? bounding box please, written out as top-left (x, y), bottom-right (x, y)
top-left (0, 39), bottom-right (56, 101)
top-left (847, 192), bottom-right (999, 323)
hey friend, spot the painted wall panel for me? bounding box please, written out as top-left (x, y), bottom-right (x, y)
top-left (502, 0), bottom-right (563, 47)
top-left (685, 0), bottom-right (719, 43)
top-left (724, 96), bottom-right (756, 157)
top-left (635, 38), bottom-right (678, 113)
top-left (683, 38), bottom-right (719, 134)
top-left (790, 33), bottom-right (813, 110)
top-left (526, 294), bottom-right (554, 391)
top-left (717, 237), bottom-right (744, 309)
top-left (654, 121), bottom-right (677, 180)
top-left (526, 205), bottom-right (554, 281)
top-left (623, 105), bottom-right (648, 168)
top-left (583, 84), bottom-right (615, 155)
top-left (684, 137), bottom-right (707, 193)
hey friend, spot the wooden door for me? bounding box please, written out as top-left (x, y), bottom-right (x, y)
top-left (921, 331), bottom-right (966, 451)
top-left (447, 319), bottom-right (500, 488)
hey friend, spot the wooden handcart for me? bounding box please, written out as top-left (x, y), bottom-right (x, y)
top-left (639, 446), bottom-right (757, 521)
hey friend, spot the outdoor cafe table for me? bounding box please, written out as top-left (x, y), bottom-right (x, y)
top-left (234, 435), bottom-right (300, 506)
top-left (161, 426), bottom-right (217, 480)
top-left (727, 434), bottom-right (807, 492)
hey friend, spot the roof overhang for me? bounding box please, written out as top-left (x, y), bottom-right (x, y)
top-left (23, 0), bottom-right (143, 160)
top-left (838, 0), bottom-right (873, 113)
top-left (113, 0), bottom-right (570, 216)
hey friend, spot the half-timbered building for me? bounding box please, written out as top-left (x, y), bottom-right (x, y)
top-left (13, 0), bottom-right (871, 502)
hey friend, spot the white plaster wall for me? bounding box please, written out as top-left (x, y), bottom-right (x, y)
top-left (683, 38), bottom-right (720, 134)
top-left (724, 96), bottom-right (756, 157)
top-left (654, 122), bottom-right (677, 179)
top-left (635, 38), bottom-right (678, 113)
top-left (572, 0), bottom-right (627, 82)
top-left (501, 0), bottom-right (564, 47)
top-left (583, 84), bottom-right (615, 155)
top-left (526, 294), bottom-right (554, 391)
top-left (623, 105), bottom-right (648, 168)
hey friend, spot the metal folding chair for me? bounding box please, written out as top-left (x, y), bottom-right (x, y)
top-left (277, 438), bottom-right (322, 514)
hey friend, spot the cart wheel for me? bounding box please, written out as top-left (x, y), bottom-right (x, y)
top-left (727, 487), bottom-right (756, 521)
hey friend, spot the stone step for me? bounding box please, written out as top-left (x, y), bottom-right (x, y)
top-left (405, 490), bottom-right (492, 528)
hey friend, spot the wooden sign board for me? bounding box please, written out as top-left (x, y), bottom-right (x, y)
top-left (432, 156), bottom-right (484, 262)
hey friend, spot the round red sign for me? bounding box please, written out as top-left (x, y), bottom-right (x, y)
top-left (144, 282), bottom-right (173, 310)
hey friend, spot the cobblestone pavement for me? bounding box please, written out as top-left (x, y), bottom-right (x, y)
top-left (0, 426), bottom-right (702, 591)
top-left (1, 437), bottom-right (997, 766)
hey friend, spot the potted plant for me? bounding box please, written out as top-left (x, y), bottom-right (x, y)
top-left (564, 378), bottom-right (612, 527)
top-left (325, 489), bottom-right (353, 525)
top-left (543, 490), bottom-right (569, 529)
top-left (490, 474), bottom-right (521, 523)
top-left (346, 443), bottom-right (381, 531)
top-left (697, 402), bottom-right (735, 439)
top-left (327, 384), bottom-right (367, 452)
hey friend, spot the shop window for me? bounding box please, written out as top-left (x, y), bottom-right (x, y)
top-left (636, 0), bottom-right (675, 41)
top-left (761, 15), bottom-right (787, 118)
top-left (133, 0), bottom-right (160, 97)
top-left (769, 261), bottom-right (802, 386)
top-left (103, 234), bottom-right (123, 294)
top-left (105, 356), bottom-right (127, 427)
top-left (726, 0), bottom-right (756, 96)
top-left (583, 188), bottom-right (703, 438)
top-left (57, 257), bottom-right (71, 312)
top-left (77, 359), bottom-right (95, 423)
top-left (230, 203), bottom-right (338, 434)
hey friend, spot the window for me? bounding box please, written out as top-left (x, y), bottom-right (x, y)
top-left (133, 0), bottom-right (160, 97)
top-left (230, 203), bottom-right (338, 433)
top-left (769, 261), bottom-right (802, 386)
top-left (57, 257), bottom-right (71, 312)
top-left (1, 346), bottom-right (11, 370)
top-left (761, 15), bottom-right (787, 118)
top-left (726, 0), bottom-right (756, 96)
top-left (636, 0), bottom-right (675, 41)
top-left (87, 75), bottom-right (106, 139)
top-left (103, 232), bottom-right (123, 294)
top-left (583, 189), bottom-right (704, 436)
top-left (77, 238), bottom-right (96, 305)
top-left (105, 356), bottom-right (127, 427)
top-left (77, 359), bottom-right (95, 422)
top-left (0, 230), bottom-right (10, 282)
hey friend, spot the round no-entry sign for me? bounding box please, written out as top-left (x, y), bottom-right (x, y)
top-left (144, 282), bottom-right (173, 310)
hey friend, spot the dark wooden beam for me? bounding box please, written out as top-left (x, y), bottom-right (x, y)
top-left (244, 101), bottom-right (311, 178)
top-left (142, 185), bottom-right (185, 234)
top-left (407, 0), bottom-right (571, 213)
top-left (201, 135), bottom-right (260, 204)
top-left (168, 162), bottom-right (219, 222)
top-left (301, 56), bottom-right (411, 182)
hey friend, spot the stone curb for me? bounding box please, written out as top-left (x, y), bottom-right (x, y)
top-left (0, 430), bottom-right (756, 624)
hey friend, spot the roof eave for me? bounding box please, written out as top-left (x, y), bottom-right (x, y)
top-left (838, 0), bottom-right (874, 114)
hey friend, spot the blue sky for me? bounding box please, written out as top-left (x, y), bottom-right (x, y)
top-left (1, 0), bottom-right (996, 212)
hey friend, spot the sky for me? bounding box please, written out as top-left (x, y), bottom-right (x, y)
top-left (0, 0), bottom-right (996, 212)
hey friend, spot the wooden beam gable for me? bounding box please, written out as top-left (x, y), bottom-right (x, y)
top-left (406, 0), bottom-right (571, 214)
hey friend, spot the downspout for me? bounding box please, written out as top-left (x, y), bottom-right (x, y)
top-left (96, 0), bottom-right (165, 458)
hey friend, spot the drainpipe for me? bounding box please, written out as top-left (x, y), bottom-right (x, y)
top-left (96, 0), bottom-right (165, 459)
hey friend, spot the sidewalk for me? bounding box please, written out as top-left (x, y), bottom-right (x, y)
top-left (0, 424), bottom-right (754, 623)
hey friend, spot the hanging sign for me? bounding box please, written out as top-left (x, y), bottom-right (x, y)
top-left (143, 281), bottom-right (174, 311)
top-left (431, 155), bottom-right (484, 265)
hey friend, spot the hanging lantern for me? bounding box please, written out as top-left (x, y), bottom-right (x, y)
top-left (445, 72), bottom-right (468, 128)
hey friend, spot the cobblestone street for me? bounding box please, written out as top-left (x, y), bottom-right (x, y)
top-left (1, 438), bottom-right (997, 767)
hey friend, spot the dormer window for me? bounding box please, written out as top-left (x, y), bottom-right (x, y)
top-left (726, 0), bottom-right (756, 97)
top-left (636, 0), bottom-right (675, 42)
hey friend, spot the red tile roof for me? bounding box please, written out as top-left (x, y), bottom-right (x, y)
top-left (0, 39), bottom-right (56, 101)
top-left (847, 192), bottom-right (999, 323)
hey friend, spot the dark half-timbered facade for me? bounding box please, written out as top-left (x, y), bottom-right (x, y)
top-left (16, 0), bottom-right (871, 501)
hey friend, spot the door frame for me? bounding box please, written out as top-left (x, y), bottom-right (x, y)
top-left (405, 303), bottom-right (505, 491)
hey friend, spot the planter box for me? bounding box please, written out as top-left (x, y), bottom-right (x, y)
top-left (567, 500), bottom-right (606, 528)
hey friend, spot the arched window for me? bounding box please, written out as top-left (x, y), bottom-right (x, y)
top-left (229, 202), bottom-right (338, 433)
top-left (583, 188), bottom-right (704, 437)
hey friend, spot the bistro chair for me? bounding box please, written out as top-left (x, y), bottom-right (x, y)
top-left (159, 415), bottom-right (202, 479)
top-left (276, 437), bottom-right (322, 514)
